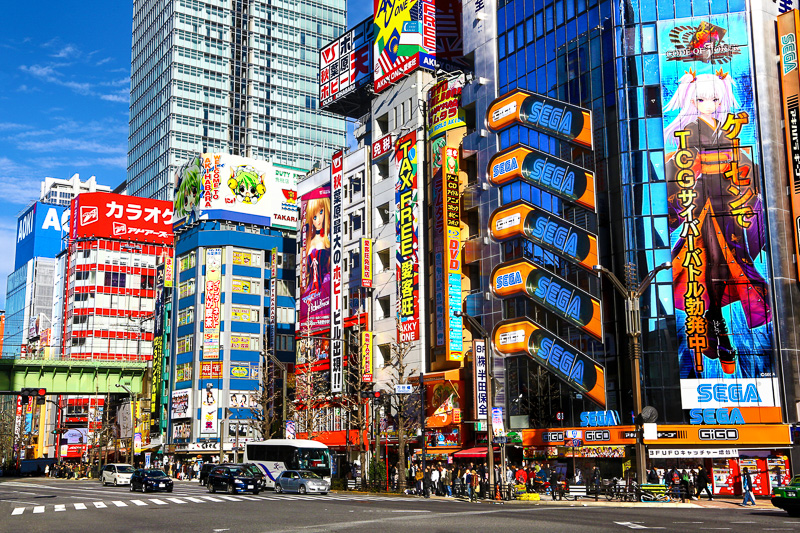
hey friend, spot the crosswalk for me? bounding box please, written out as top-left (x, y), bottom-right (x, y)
top-left (7, 492), bottom-right (445, 516)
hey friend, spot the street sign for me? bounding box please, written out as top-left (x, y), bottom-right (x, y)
top-left (493, 436), bottom-right (508, 444)
top-left (565, 429), bottom-right (583, 439)
top-left (395, 384), bottom-right (413, 394)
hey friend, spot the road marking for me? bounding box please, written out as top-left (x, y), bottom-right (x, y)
top-left (150, 499), bottom-right (167, 505)
top-left (130, 500), bottom-right (148, 506)
top-left (390, 510), bottom-right (430, 513)
top-left (11, 508), bottom-right (24, 516)
top-left (54, 504), bottom-right (66, 512)
top-left (217, 495), bottom-right (241, 501)
top-left (93, 502), bottom-right (106, 508)
top-left (112, 500), bottom-right (127, 507)
top-left (33, 506), bottom-right (45, 514)
top-left (236, 496), bottom-right (258, 501)
top-left (166, 498), bottom-right (186, 504)
top-left (185, 497), bottom-right (205, 503)
top-left (74, 503), bottom-right (87, 510)
top-left (614, 522), bottom-right (664, 530)
top-left (202, 496), bottom-right (223, 502)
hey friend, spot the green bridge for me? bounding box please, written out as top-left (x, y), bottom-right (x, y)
top-left (0, 357), bottom-right (148, 394)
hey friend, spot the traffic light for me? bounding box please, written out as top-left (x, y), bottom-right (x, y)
top-left (21, 388), bottom-right (46, 397)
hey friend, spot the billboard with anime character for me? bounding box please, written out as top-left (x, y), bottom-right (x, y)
top-left (658, 12), bottom-right (781, 414)
top-left (298, 185), bottom-right (331, 335)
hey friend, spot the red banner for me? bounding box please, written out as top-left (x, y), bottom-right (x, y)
top-left (71, 192), bottom-right (173, 245)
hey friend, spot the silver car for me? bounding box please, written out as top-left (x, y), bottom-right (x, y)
top-left (274, 470), bottom-right (329, 495)
top-left (101, 463), bottom-right (135, 486)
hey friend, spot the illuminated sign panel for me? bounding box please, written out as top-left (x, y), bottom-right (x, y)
top-left (489, 200), bottom-right (598, 271)
top-left (491, 259), bottom-right (602, 341)
top-left (395, 131), bottom-right (420, 342)
top-left (427, 79), bottom-right (466, 139)
top-left (362, 331), bottom-right (373, 382)
top-left (493, 317), bottom-right (606, 407)
top-left (361, 238), bottom-right (373, 288)
top-left (330, 151), bottom-right (344, 393)
top-left (319, 16), bottom-right (373, 108)
top-left (488, 145), bottom-right (596, 211)
top-left (486, 90), bottom-right (593, 148)
top-left (443, 146), bottom-right (463, 361)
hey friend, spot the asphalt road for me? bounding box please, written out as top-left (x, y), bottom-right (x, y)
top-left (0, 478), bottom-right (798, 533)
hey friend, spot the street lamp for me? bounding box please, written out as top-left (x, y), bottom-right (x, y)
top-left (593, 261), bottom-right (671, 486)
top-left (116, 383), bottom-right (136, 467)
top-left (454, 310), bottom-right (497, 492)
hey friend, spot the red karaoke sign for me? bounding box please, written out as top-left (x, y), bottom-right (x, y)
top-left (71, 192), bottom-right (174, 245)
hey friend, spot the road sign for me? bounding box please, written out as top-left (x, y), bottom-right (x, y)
top-left (395, 384), bottom-right (413, 394)
top-left (556, 411), bottom-right (564, 420)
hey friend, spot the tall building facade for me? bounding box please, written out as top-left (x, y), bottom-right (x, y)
top-left (127, 0), bottom-right (348, 201)
top-left (39, 174), bottom-right (111, 207)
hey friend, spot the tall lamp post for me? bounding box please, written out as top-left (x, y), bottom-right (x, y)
top-left (116, 383), bottom-right (136, 467)
top-left (592, 261), bottom-right (671, 485)
top-left (454, 310), bottom-right (496, 492)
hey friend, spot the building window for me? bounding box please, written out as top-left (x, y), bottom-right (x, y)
top-left (231, 306), bottom-right (259, 322)
top-left (376, 296), bottom-right (391, 319)
top-left (179, 279), bottom-right (196, 299)
top-left (178, 307), bottom-right (195, 326)
top-left (177, 335), bottom-right (193, 354)
top-left (232, 279), bottom-right (260, 294)
top-left (179, 252), bottom-right (196, 271)
top-left (230, 334), bottom-right (259, 351)
top-left (376, 248), bottom-right (391, 272)
top-left (378, 344), bottom-right (391, 366)
top-left (233, 250), bottom-right (262, 266)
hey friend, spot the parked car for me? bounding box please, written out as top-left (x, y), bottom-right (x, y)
top-left (130, 469), bottom-right (174, 493)
top-left (207, 465), bottom-right (260, 494)
top-left (274, 470), bottom-right (329, 495)
top-left (772, 475), bottom-right (800, 516)
top-left (100, 464), bottom-right (135, 486)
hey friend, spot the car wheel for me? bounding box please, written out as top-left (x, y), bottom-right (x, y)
top-left (114, 479), bottom-right (118, 487)
top-left (299, 485), bottom-right (307, 495)
top-left (227, 483), bottom-right (236, 495)
top-left (130, 483), bottom-right (135, 492)
top-left (253, 489), bottom-right (260, 495)
top-left (143, 485), bottom-right (150, 493)
top-left (209, 482), bottom-right (216, 493)
top-left (167, 488), bottom-right (173, 493)
top-left (275, 484), bottom-right (283, 494)
top-left (320, 492), bottom-right (328, 495)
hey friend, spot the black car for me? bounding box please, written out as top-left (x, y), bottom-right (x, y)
top-left (199, 463), bottom-right (215, 486)
top-left (130, 469), bottom-right (174, 493)
top-left (200, 463), bottom-right (264, 489)
top-left (207, 465), bottom-right (260, 494)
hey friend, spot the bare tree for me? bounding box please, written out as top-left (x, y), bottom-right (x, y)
top-left (247, 350), bottom-right (283, 440)
top-left (341, 325), bottom-right (373, 487)
top-left (384, 333), bottom-right (421, 490)
top-left (290, 334), bottom-right (330, 441)
top-left (0, 399), bottom-right (15, 469)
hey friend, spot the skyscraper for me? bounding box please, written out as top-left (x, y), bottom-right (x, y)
top-left (127, 0), bottom-right (347, 201)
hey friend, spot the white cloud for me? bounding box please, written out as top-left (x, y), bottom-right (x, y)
top-left (52, 44), bottom-right (79, 59)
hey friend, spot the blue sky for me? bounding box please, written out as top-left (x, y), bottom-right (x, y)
top-left (0, 2), bottom-right (373, 308)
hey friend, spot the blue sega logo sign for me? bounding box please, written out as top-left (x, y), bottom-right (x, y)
top-left (689, 408), bottom-right (745, 425)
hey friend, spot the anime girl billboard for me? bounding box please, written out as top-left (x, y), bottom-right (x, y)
top-left (298, 185), bottom-right (332, 334)
top-left (659, 13), bottom-right (780, 413)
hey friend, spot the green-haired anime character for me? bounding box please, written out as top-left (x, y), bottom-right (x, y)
top-left (174, 156), bottom-right (203, 219)
top-left (228, 165), bottom-right (266, 205)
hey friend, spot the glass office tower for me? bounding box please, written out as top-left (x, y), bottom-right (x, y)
top-left (128, 0), bottom-right (347, 200)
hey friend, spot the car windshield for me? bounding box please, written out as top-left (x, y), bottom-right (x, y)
top-left (117, 466), bottom-right (135, 473)
top-left (144, 470), bottom-right (167, 477)
top-left (243, 465), bottom-right (261, 476)
top-left (296, 448), bottom-right (330, 472)
top-left (229, 467), bottom-right (252, 477)
top-left (299, 471), bottom-right (321, 479)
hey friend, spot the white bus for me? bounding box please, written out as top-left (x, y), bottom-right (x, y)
top-left (244, 439), bottom-right (331, 488)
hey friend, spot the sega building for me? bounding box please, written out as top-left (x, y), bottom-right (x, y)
top-left (488, 0), bottom-right (799, 493)
top-left (167, 154), bottom-right (300, 459)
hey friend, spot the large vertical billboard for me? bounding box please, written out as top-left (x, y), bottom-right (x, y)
top-left (203, 248), bottom-right (222, 360)
top-left (443, 147), bottom-right (463, 361)
top-left (330, 151), bottom-right (344, 393)
top-left (15, 202), bottom-right (68, 269)
top-left (658, 13), bottom-right (780, 414)
top-left (373, 0), bottom-right (436, 92)
top-left (299, 185), bottom-right (331, 334)
top-left (173, 153), bottom-right (300, 230)
top-left (395, 131), bottom-right (420, 342)
top-left (319, 16), bottom-right (373, 108)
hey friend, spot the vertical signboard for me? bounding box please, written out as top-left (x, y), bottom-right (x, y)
top-left (432, 167), bottom-right (445, 348)
top-left (200, 388), bottom-right (218, 435)
top-left (492, 407), bottom-right (505, 438)
top-left (270, 246), bottom-right (278, 353)
top-left (164, 255), bottom-right (174, 288)
top-left (319, 16), bottom-right (372, 109)
top-left (330, 151), bottom-right (344, 393)
top-left (778, 10), bottom-right (800, 282)
top-left (362, 331), bottom-right (373, 382)
top-left (361, 238), bottom-right (373, 288)
top-left (203, 248), bottom-right (222, 360)
top-left (443, 146), bottom-right (463, 361)
top-left (658, 13), bottom-right (779, 414)
top-left (473, 340), bottom-right (488, 420)
top-left (427, 79), bottom-right (466, 139)
top-left (373, 0), bottom-right (436, 92)
top-left (151, 261), bottom-right (165, 435)
top-left (299, 185), bottom-right (331, 334)
top-left (395, 131), bottom-right (420, 342)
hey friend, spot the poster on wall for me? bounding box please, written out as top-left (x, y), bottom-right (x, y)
top-left (200, 388), bottom-right (218, 435)
top-left (203, 248), bottom-right (222, 360)
top-left (171, 390), bottom-right (191, 419)
top-left (373, 0), bottom-right (436, 92)
top-left (395, 131), bottom-right (420, 342)
top-left (298, 184), bottom-right (331, 335)
top-left (658, 12), bottom-right (780, 414)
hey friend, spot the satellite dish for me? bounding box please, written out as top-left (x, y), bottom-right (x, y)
top-left (640, 405), bottom-right (658, 423)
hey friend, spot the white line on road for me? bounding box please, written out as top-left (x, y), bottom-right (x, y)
top-left (54, 504), bottom-right (66, 512)
top-left (93, 502), bottom-right (106, 508)
top-left (202, 496), bottom-right (223, 502)
top-left (112, 500), bottom-right (127, 507)
top-left (185, 497), bottom-right (206, 503)
top-left (236, 496), bottom-right (258, 501)
top-left (150, 499), bottom-right (167, 505)
top-left (130, 500), bottom-right (148, 506)
top-left (11, 508), bottom-right (24, 516)
top-left (166, 498), bottom-right (186, 504)
top-left (74, 503), bottom-right (87, 510)
top-left (390, 510), bottom-right (430, 513)
top-left (217, 495), bottom-right (241, 501)
top-left (33, 506), bottom-right (45, 514)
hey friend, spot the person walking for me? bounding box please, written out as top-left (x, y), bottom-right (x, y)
top-left (470, 469), bottom-right (480, 502)
top-left (679, 470), bottom-right (690, 503)
top-left (695, 466), bottom-right (713, 501)
top-left (741, 467), bottom-right (756, 506)
top-left (430, 466), bottom-right (440, 496)
top-left (443, 466), bottom-right (452, 497)
top-left (647, 467), bottom-right (659, 484)
top-left (591, 467), bottom-right (602, 499)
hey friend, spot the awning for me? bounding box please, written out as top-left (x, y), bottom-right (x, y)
top-left (453, 446), bottom-right (500, 458)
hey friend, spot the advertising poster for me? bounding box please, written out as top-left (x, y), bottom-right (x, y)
top-left (151, 262), bottom-right (165, 434)
top-left (200, 361), bottom-right (223, 379)
top-left (319, 16), bottom-right (373, 107)
top-left (171, 390), bottom-right (191, 419)
top-left (432, 167), bottom-right (445, 348)
top-left (427, 79), bottom-right (466, 139)
top-left (426, 380), bottom-right (464, 428)
top-left (15, 202), bottom-right (67, 270)
top-left (299, 184), bottom-right (332, 334)
top-left (362, 331), bottom-right (373, 382)
top-left (230, 362), bottom-right (260, 380)
top-left (173, 153), bottom-right (300, 230)
top-left (203, 248), bottom-right (222, 360)
top-left (443, 147), bottom-right (463, 361)
top-left (71, 192), bottom-right (173, 245)
top-left (492, 407), bottom-right (506, 438)
top-left (373, 0), bottom-right (436, 92)
top-left (330, 151), bottom-right (344, 393)
top-left (395, 131), bottom-right (420, 342)
top-left (658, 12), bottom-right (779, 413)
top-left (473, 340), bottom-right (488, 420)
top-left (200, 388), bottom-right (218, 435)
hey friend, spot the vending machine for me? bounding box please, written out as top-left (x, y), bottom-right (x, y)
top-left (738, 458), bottom-right (770, 496)
top-left (711, 458), bottom-right (738, 496)
top-left (766, 456), bottom-right (792, 488)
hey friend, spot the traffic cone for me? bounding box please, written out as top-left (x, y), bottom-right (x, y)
top-left (496, 483), bottom-right (501, 500)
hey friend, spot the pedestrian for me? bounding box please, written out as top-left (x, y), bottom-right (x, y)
top-left (414, 465), bottom-right (424, 495)
top-left (695, 466), bottom-right (713, 501)
top-left (44, 464), bottom-right (50, 477)
top-left (470, 469), bottom-right (480, 502)
top-left (591, 467), bottom-right (602, 499)
top-left (679, 470), bottom-right (690, 502)
top-left (192, 462), bottom-right (199, 480)
top-left (549, 467), bottom-right (560, 500)
top-left (741, 467), bottom-right (756, 506)
top-left (444, 465), bottom-right (453, 497)
top-left (430, 465), bottom-right (440, 496)
top-left (647, 467), bottom-right (659, 484)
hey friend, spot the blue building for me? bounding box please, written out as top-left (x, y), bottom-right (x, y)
top-left (168, 218), bottom-right (296, 460)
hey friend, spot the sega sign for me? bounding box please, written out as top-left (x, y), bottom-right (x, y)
top-left (689, 408), bottom-right (746, 425)
top-left (680, 378), bottom-right (781, 409)
top-left (579, 410), bottom-right (621, 427)
top-left (15, 202), bottom-right (68, 269)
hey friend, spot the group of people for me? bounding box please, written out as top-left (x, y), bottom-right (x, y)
top-left (647, 465), bottom-right (713, 502)
top-left (45, 462), bottom-right (91, 479)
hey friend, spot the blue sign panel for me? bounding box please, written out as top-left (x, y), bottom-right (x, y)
top-left (15, 202), bottom-right (68, 269)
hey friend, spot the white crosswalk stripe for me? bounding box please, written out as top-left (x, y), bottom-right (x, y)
top-left (93, 502), bottom-right (106, 509)
top-left (112, 501), bottom-right (127, 507)
top-left (202, 496), bottom-right (223, 502)
top-left (185, 497), bottom-right (206, 503)
top-left (11, 508), bottom-right (25, 516)
top-left (74, 503), bottom-right (87, 510)
top-left (54, 504), bottom-right (66, 512)
top-left (166, 498), bottom-right (186, 504)
top-left (236, 496), bottom-right (259, 501)
top-left (130, 500), bottom-right (148, 506)
top-left (150, 499), bottom-right (167, 505)
top-left (217, 495), bottom-right (241, 501)
top-left (33, 506), bottom-right (45, 514)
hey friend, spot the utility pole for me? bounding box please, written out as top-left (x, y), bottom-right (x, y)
top-left (593, 261), bottom-right (671, 487)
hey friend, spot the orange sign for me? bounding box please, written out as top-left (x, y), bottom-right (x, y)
top-left (486, 90), bottom-right (593, 148)
top-left (493, 317), bottom-right (606, 407)
top-left (489, 200), bottom-right (598, 271)
top-left (644, 424), bottom-right (791, 447)
top-left (522, 426), bottom-right (635, 447)
top-left (487, 145), bottom-right (596, 210)
top-left (491, 259), bottom-right (602, 340)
